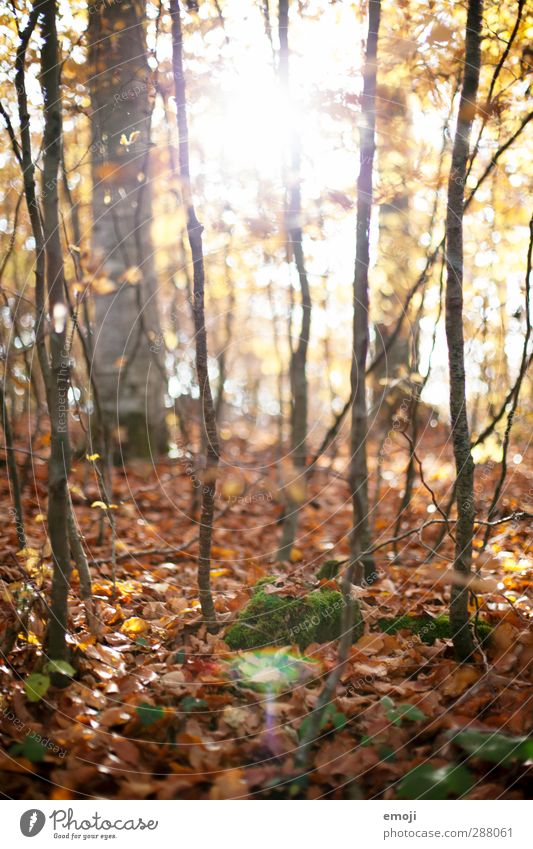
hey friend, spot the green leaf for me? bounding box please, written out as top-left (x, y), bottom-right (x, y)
top-left (44, 660), bottom-right (76, 678)
top-left (173, 650), bottom-right (186, 664)
top-left (452, 730), bottom-right (533, 764)
top-left (10, 734), bottom-right (47, 762)
top-left (398, 763), bottom-right (474, 800)
top-left (135, 702), bottom-right (165, 726)
top-left (24, 673), bottom-right (50, 703)
top-left (381, 697), bottom-right (426, 726)
top-left (179, 696), bottom-right (208, 713)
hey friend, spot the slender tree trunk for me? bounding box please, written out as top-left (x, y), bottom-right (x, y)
top-left (349, 0), bottom-right (381, 585)
top-left (215, 241), bottom-right (235, 423)
top-left (276, 0), bottom-right (312, 561)
top-left (0, 386), bottom-right (26, 549)
top-left (267, 276), bottom-right (285, 452)
top-left (87, 0), bottom-right (167, 459)
top-left (445, 0), bottom-right (483, 660)
top-left (15, 5), bottom-right (71, 661)
top-left (481, 217), bottom-right (532, 550)
top-left (170, 0), bottom-right (218, 631)
top-left (39, 0), bottom-right (73, 662)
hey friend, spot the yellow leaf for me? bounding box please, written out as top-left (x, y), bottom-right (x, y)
top-left (289, 547), bottom-right (303, 562)
top-left (121, 617), bottom-right (150, 638)
top-left (90, 275), bottom-right (116, 295)
top-left (86, 453), bottom-right (100, 462)
top-left (120, 265), bottom-right (143, 285)
top-left (164, 330), bottom-right (178, 349)
top-left (73, 636), bottom-right (97, 650)
top-left (120, 131), bottom-right (140, 147)
top-left (16, 547), bottom-right (39, 559)
top-left (16, 547), bottom-right (40, 574)
top-left (18, 631), bottom-right (41, 646)
top-left (91, 501), bottom-right (118, 510)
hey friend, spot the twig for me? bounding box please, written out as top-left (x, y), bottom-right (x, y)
top-left (308, 111), bottom-right (533, 473)
top-left (481, 216), bottom-right (532, 550)
top-left (88, 502), bottom-right (233, 566)
top-left (328, 511), bottom-right (532, 567)
top-left (400, 430), bottom-right (455, 541)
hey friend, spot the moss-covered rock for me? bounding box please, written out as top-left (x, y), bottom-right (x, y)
top-left (225, 579), bottom-right (363, 651)
top-left (378, 614), bottom-right (492, 645)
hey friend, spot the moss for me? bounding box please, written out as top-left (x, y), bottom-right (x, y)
top-left (316, 559), bottom-right (342, 580)
top-left (378, 614), bottom-right (492, 645)
top-left (225, 580), bottom-right (363, 651)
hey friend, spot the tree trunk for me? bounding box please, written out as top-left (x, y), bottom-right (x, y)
top-left (0, 386), bottom-right (26, 549)
top-left (445, 0), bottom-right (483, 660)
top-left (170, 0), bottom-right (218, 631)
top-left (276, 0), bottom-right (312, 562)
top-left (349, 0), bottom-right (381, 585)
top-left (215, 242), bottom-right (235, 424)
top-left (87, 0), bottom-right (167, 459)
top-left (39, 0), bottom-right (73, 662)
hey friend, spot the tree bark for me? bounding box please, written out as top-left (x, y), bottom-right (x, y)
top-left (349, 0), bottom-right (381, 585)
top-left (87, 0), bottom-right (167, 459)
top-left (39, 0), bottom-right (73, 662)
top-left (0, 386), bottom-right (26, 549)
top-left (15, 3), bottom-right (73, 662)
top-left (445, 0), bottom-right (483, 660)
top-left (170, 0), bottom-right (218, 631)
top-left (276, 0), bottom-right (312, 562)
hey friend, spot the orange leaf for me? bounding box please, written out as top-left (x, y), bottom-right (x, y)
top-left (121, 617), bottom-right (150, 638)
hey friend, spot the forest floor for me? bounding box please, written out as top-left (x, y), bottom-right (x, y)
top-left (0, 423), bottom-right (531, 800)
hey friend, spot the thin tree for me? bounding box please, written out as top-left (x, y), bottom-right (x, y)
top-left (296, 0), bottom-right (382, 771)
top-left (480, 217), bottom-right (532, 550)
top-left (276, 0), bottom-right (312, 561)
top-left (444, 0), bottom-right (483, 660)
top-left (0, 385), bottom-right (26, 549)
top-left (39, 0), bottom-right (73, 661)
top-left (349, 0), bottom-right (381, 585)
top-left (170, 0), bottom-right (218, 631)
top-left (7, 4), bottom-right (94, 642)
